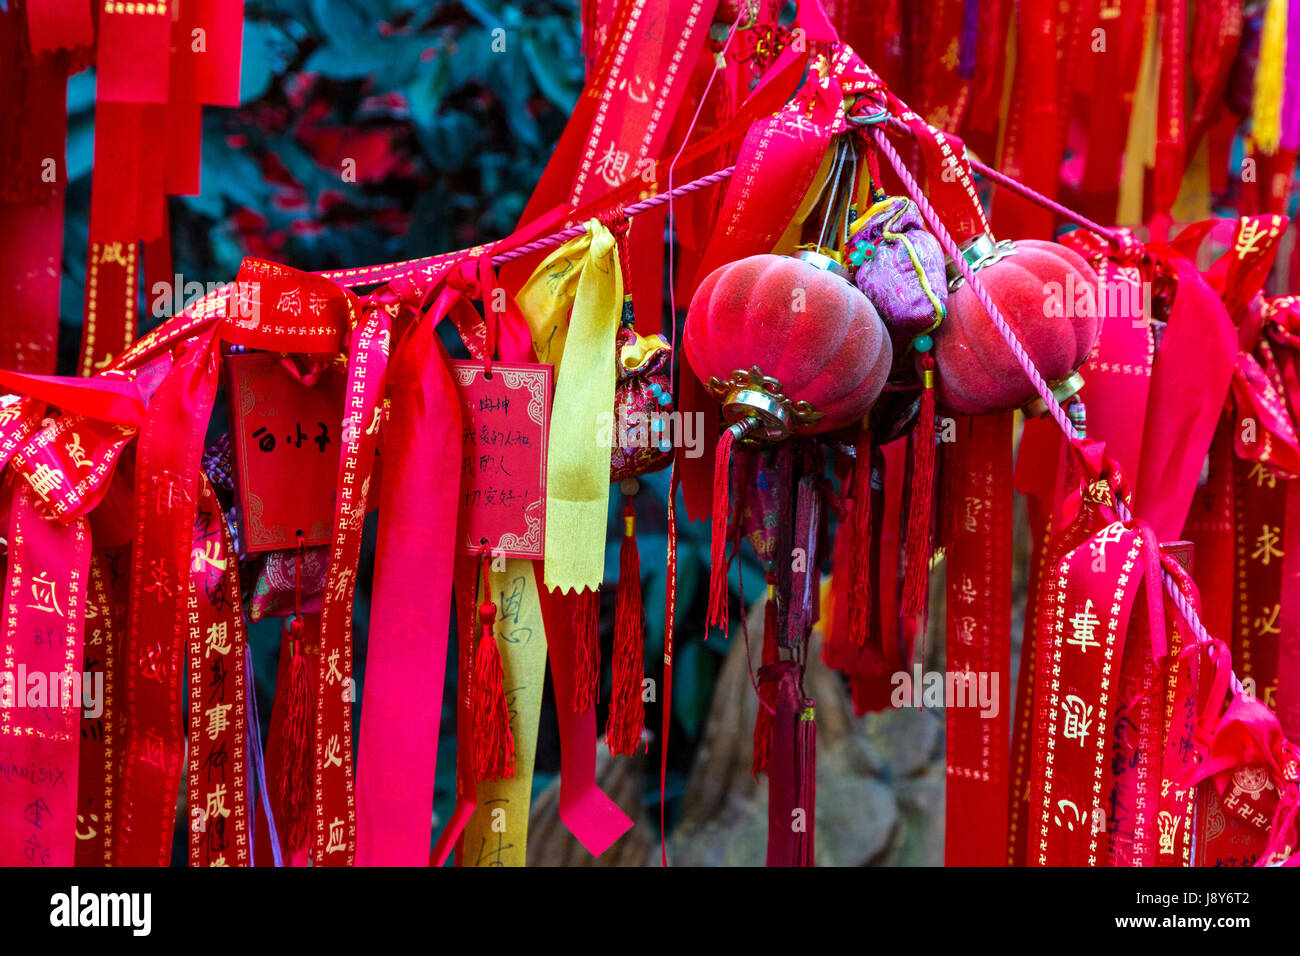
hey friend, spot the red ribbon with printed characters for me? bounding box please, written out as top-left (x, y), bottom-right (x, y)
top-left (0, 484), bottom-right (91, 867)
top-left (313, 290), bottom-right (394, 866)
top-left (943, 412), bottom-right (1013, 866)
top-left (186, 477), bottom-right (250, 866)
top-left (75, 549), bottom-right (126, 866)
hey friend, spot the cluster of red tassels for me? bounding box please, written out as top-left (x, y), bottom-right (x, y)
top-left (566, 497), bottom-right (647, 755)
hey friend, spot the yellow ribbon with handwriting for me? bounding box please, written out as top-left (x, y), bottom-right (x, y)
top-left (517, 220), bottom-right (622, 592)
top-left (461, 560), bottom-right (548, 866)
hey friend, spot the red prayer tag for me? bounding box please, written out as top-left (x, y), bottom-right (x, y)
top-left (450, 361), bottom-right (551, 560)
top-left (227, 352), bottom-right (345, 553)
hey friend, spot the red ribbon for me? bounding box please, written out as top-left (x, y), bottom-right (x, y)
top-left (352, 287), bottom-right (463, 865)
top-left (314, 292), bottom-right (395, 866)
top-left (0, 483), bottom-right (91, 867)
top-left (943, 412), bottom-right (1013, 865)
top-left (75, 550), bottom-right (125, 866)
top-left (186, 476), bottom-right (251, 866)
top-left (1131, 255), bottom-right (1237, 541)
top-left (113, 326), bottom-right (219, 866)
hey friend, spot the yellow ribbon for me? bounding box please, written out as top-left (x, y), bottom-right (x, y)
top-left (461, 560), bottom-right (548, 866)
top-left (517, 219), bottom-right (622, 592)
top-left (1254, 0), bottom-right (1287, 156)
top-left (1117, 10), bottom-right (1160, 225)
top-left (618, 329), bottom-right (670, 374)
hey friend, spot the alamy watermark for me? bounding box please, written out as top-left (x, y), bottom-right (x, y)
top-left (890, 665), bottom-right (1000, 718)
top-left (596, 408), bottom-right (704, 458)
top-left (0, 666), bottom-right (103, 719)
top-left (1042, 274), bottom-right (1153, 326)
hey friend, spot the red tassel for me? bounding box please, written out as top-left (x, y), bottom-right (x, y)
top-left (607, 501), bottom-right (646, 755)
top-left (473, 600), bottom-right (514, 780)
top-left (277, 618), bottom-right (312, 853)
top-left (572, 587), bottom-right (601, 712)
top-left (752, 579), bottom-right (779, 778)
top-left (848, 423), bottom-right (873, 647)
top-left (794, 700), bottom-right (816, 867)
top-left (901, 356), bottom-right (936, 623)
top-left (707, 424), bottom-right (738, 635)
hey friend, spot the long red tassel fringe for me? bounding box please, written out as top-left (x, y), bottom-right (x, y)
top-left (752, 578), bottom-right (779, 777)
top-left (707, 424), bottom-right (737, 636)
top-left (607, 500), bottom-right (646, 755)
top-left (848, 423), bottom-right (873, 647)
top-left (278, 618), bottom-right (312, 853)
top-left (473, 600), bottom-right (515, 780)
top-left (794, 701), bottom-right (816, 867)
top-left (572, 587), bottom-right (601, 712)
top-left (901, 355), bottom-right (937, 623)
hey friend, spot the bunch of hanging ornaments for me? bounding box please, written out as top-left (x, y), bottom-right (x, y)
top-left (684, 115), bottom-right (1101, 866)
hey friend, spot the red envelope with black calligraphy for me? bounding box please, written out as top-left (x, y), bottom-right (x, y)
top-left (450, 361), bottom-right (551, 560)
top-left (227, 352), bottom-right (346, 553)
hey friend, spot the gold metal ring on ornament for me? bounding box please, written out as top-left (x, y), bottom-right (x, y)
top-left (1021, 370), bottom-right (1086, 419)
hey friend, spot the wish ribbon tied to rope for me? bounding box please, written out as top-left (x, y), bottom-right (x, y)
top-left (2, 30), bottom-right (1293, 864)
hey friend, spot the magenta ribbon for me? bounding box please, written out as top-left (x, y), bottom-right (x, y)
top-left (536, 583), bottom-right (634, 856)
top-left (1131, 256), bottom-right (1237, 541)
top-left (354, 287), bottom-right (465, 865)
top-left (1283, 0), bottom-right (1300, 152)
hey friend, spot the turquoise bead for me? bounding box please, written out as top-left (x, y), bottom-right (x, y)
top-left (913, 333), bottom-right (933, 352)
top-left (657, 391), bottom-right (671, 406)
top-left (658, 440), bottom-right (672, 453)
top-left (849, 241), bottom-right (875, 267)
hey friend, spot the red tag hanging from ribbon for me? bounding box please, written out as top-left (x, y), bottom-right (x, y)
top-left (451, 361), bottom-right (552, 560)
top-left (97, 1), bottom-right (171, 103)
top-left (227, 351), bottom-right (347, 553)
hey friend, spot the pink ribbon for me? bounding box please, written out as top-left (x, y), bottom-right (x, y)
top-left (353, 286), bottom-right (464, 865)
top-left (1132, 256), bottom-right (1237, 541)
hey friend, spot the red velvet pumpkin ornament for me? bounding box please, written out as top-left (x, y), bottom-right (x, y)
top-left (686, 253), bottom-right (893, 439)
top-left (686, 251), bottom-right (892, 635)
top-left (934, 235), bottom-right (1102, 415)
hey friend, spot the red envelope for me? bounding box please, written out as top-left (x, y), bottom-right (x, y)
top-left (227, 352), bottom-right (345, 553)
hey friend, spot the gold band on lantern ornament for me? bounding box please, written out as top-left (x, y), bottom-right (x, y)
top-left (704, 365), bottom-right (824, 443)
